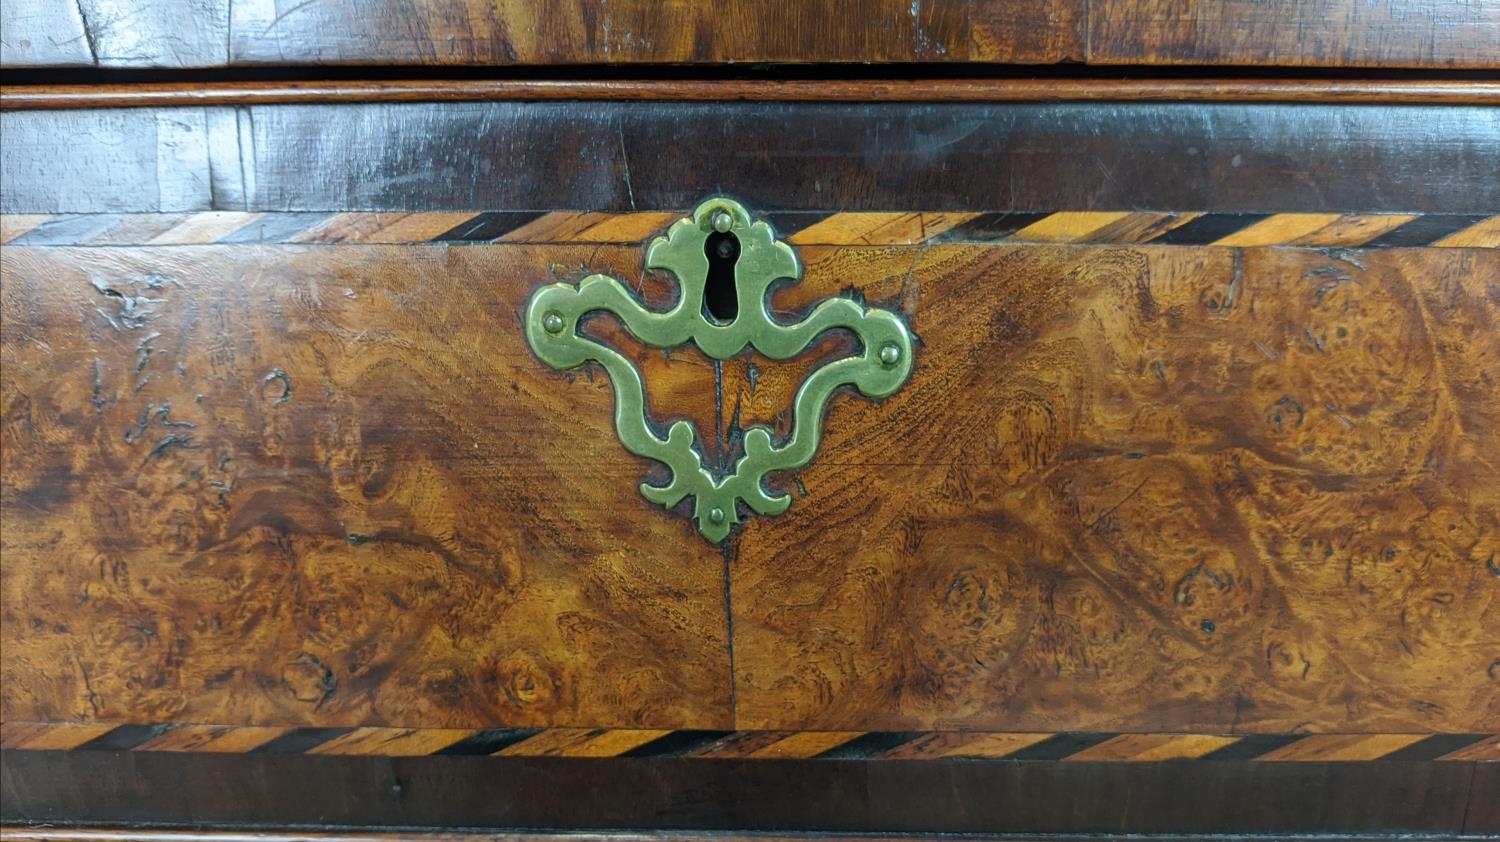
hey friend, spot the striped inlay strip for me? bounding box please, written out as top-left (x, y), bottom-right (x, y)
top-left (2, 211), bottom-right (1496, 248)
top-left (2, 723), bottom-right (1494, 762)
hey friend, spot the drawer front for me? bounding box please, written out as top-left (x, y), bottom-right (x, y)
top-left (4, 0), bottom-right (1499, 68)
top-left (2, 95), bottom-right (1498, 835)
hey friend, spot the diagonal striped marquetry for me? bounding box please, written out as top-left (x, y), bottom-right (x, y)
top-left (2, 211), bottom-right (1497, 249)
top-left (2, 722), bottom-right (1494, 762)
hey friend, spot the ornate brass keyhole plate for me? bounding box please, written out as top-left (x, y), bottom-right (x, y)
top-left (525, 198), bottom-right (914, 542)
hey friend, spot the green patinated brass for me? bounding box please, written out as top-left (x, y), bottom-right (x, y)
top-left (524, 198), bottom-right (914, 542)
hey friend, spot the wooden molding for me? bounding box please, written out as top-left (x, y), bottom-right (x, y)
top-left (5, 79), bottom-right (1500, 110)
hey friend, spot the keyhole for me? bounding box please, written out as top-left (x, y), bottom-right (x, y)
top-left (704, 231), bottom-right (740, 323)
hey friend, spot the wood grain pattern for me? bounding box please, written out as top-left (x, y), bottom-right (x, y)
top-left (1091, 0), bottom-right (1500, 68)
top-left (132, 723), bottom-right (289, 752)
top-left (5, 720), bottom-right (1491, 761)
top-left (1062, 733), bottom-right (1239, 760)
top-left (1472, 762), bottom-right (1500, 833)
top-left (0, 722), bottom-right (116, 750)
top-left (0, 0), bottom-right (91, 66)
top-left (226, 0), bottom-right (1039, 66)
top-left (5, 831), bottom-right (1286, 842)
top-left (728, 243), bottom-right (1500, 733)
top-left (8, 832), bottom-right (888, 842)
top-left (969, 0), bottom-right (1084, 64)
top-left (4, 234), bottom-right (1496, 737)
top-left (0, 109), bottom-right (216, 213)
top-left (1, 747), bottom-right (1485, 833)
top-left (74, 0), bottom-right (230, 67)
top-left (0, 832), bottom-right (899, 842)
top-left (28, 832), bottom-right (1443, 842)
top-left (64, 0), bottom-right (1070, 68)
top-left (4, 0), bottom-right (1496, 68)
top-left (6, 102), bottom-right (1500, 216)
top-left (0, 0), bottom-right (229, 67)
top-left (10, 79), bottom-right (1500, 111)
top-left (5, 0), bottom-right (1498, 829)
top-left (7, 211), bottom-right (1499, 250)
top-left (0, 243), bottom-right (731, 729)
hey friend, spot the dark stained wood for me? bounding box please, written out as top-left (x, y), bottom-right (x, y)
top-left (20, 833), bottom-right (1430, 842)
top-left (1, 0), bottom-right (1080, 68)
top-left (3, 0), bottom-right (1499, 823)
top-left (728, 243), bottom-right (1500, 733)
top-left (1469, 761), bottom-right (1500, 834)
top-left (5, 0), bottom-right (1498, 68)
top-left (5, 102), bottom-right (1500, 215)
top-left (15, 832), bottom-right (1375, 842)
top-left (0, 833), bottom-right (1473, 842)
top-left (0, 243), bottom-right (732, 729)
top-left (8, 833), bottom-right (948, 842)
top-left (225, 0), bottom-right (1023, 66)
top-left (8, 78), bottom-right (1500, 110)
top-left (0, 750), bottom-right (1483, 834)
top-left (1091, 0), bottom-right (1500, 69)
top-left (862, 758), bottom-right (1483, 835)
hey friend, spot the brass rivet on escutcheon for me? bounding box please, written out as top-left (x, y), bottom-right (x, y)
top-left (710, 210), bottom-right (733, 233)
top-left (708, 507), bottom-right (726, 525)
top-left (878, 341), bottom-right (902, 367)
top-left (542, 311), bottom-right (566, 334)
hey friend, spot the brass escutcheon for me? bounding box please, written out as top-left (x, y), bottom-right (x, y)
top-left (525, 199), bottom-right (915, 542)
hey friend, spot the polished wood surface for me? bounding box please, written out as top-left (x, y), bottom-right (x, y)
top-left (726, 243), bottom-right (1499, 733)
top-left (4, 0), bottom-right (1497, 68)
top-left (8, 78), bottom-right (1500, 110)
top-left (10, 720), bottom-right (1493, 759)
top-left (0, 243), bottom-right (731, 729)
top-left (228, 0), bottom-right (1079, 66)
top-left (11, 832), bottom-right (863, 842)
top-left (0, 0), bottom-right (1071, 68)
top-left (0, 832), bottom-right (1109, 842)
top-left (0, 828), bottom-right (1487, 842)
top-left (5, 101), bottom-right (1500, 214)
top-left (4, 234), bottom-right (1496, 734)
top-left (2, 748), bottom-right (1490, 834)
top-left (3, 0), bottom-right (1498, 829)
top-left (7, 210), bottom-right (1500, 251)
top-left (4, 832), bottom-right (906, 842)
top-left (1090, 0), bottom-right (1500, 68)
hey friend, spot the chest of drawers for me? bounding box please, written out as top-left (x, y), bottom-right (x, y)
top-left (2, 3), bottom-right (1498, 838)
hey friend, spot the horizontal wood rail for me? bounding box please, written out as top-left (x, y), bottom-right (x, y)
top-left (5, 78), bottom-right (1500, 110)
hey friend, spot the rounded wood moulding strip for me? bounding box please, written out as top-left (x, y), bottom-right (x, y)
top-left (0, 831), bottom-right (1466, 842)
top-left (4, 78), bottom-right (1500, 110)
top-left (3, 831), bottom-right (1085, 842)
